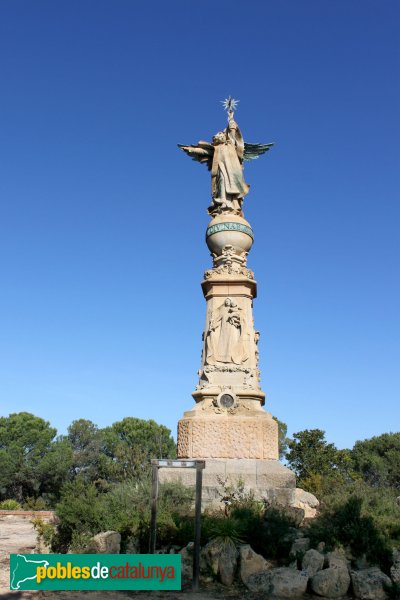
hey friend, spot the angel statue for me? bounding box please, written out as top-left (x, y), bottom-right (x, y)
top-left (178, 97), bottom-right (273, 216)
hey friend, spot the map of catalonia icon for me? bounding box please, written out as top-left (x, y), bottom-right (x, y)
top-left (10, 554), bottom-right (49, 590)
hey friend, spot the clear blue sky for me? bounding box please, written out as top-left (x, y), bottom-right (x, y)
top-left (1, 0), bottom-right (399, 450)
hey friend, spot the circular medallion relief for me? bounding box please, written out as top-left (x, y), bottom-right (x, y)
top-left (216, 391), bottom-right (237, 410)
top-left (219, 393), bottom-right (235, 408)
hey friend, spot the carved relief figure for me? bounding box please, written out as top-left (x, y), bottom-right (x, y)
top-left (205, 298), bottom-right (248, 365)
top-left (178, 97), bottom-right (273, 217)
top-left (254, 330), bottom-right (260, 367)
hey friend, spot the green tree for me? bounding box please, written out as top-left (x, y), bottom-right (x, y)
top-left (351, 432), bottom-right (400, 488)
top-left (67, 419), bottom-right (111, 485)
top-left (37, 437), bottom-right (73, 502)
top-left (273, 417), bottom-right (289, 460)
top-left (286, 429), bottom-right (353, 490)
top-left (103, 417), bottom-right (176, 481)
top-left (0, 412), bottom-right (70, 502)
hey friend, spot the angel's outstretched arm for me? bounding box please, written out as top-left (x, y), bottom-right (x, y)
top-left (178, 145), bottom-right (210, 156)
top-left (178, 142), bottom-right (214, 169)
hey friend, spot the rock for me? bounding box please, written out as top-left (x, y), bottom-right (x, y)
top-left (203, 540), bottom-right (220, 577)
top-left (218, 544), bottom-right (238, 586)
top-left (311, 566), bottom-right (350, 598)
top-left (351, 567), bottom-right (392, 599)
top-left (326, 550), bottom-right (349, 570)
top-left (203, 540), bottom-right (238, 586)
top-left (244, 569), bottom-right (272, 593)
top-left (125, 536), bottom-right (140, 554)
top-left (85, 531), bottom-right (121, 554)
top-left (282, 506), bottom-right (306, 527)
top-left (179, 544), bottom-right (193, 581)
top-left (239, 544), bottom-right (273, 579)
top-left (354, 555), bottom-right (370, 570)
top-left (391, 549), bottom-right (400, 584)
top-left (239, 544), bottom-right (273, 592)
top-left (269, 567), bottom-right (308, 598)
top-left (290, 488), bottom-right (319, 520)
top-left (302, 548), bottom-right (324, 577)
top-left (290, 537), bottom-right (310, 559)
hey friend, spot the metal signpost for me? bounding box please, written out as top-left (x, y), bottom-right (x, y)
top-left (149, 459), bottom-right (205, 590)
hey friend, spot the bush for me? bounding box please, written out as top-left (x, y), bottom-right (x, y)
top-left (205, 515), bottom-right (244, 547)
top-left (300, 471), bottom-right (359, 498)
top-left (23, 496), bottom-right (48, 511)
top-left (32, 516), bottom-right (56, 550)
top-left (133, 481), bottom-right (195, 551)
top-left (310, 480), bottom-right (400, 548)
top-left (254, 504), bottom-right (299, 560)
top-left (53, 477), bottom-right (195, 553)
top-left (201, 499), bottom-right (297, 561)
top-left (53, 479), bottom-right (108, 551)
top-left (307, 495), bottom-right (393, 571)
top-left (70, 531), bottom-right (94, 553)
top-left (0, 499), bottom-right (22, 510)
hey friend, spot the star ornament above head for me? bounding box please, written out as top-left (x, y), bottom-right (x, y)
top-left (221, 96), bottom-right (239, 113)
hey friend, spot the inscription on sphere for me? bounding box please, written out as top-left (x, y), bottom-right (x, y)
top-left (206, 222), bottom-right (254, 240)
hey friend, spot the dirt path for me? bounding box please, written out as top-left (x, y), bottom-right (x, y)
top-left (0, 514), bottom-right (38, 599)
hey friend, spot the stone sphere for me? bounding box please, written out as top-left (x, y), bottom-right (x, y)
top-left (206, 214), bottom-right (254, 257)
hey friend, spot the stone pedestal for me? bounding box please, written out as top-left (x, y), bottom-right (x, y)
top-left (177, 402), bottom-right (278, 460)
top-left (167, 212), bottom-right (295, 505)
top-left (159, 459), bottom-right (295, 509)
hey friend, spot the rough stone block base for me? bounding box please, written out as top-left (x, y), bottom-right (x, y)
top-left (159, 459), bottom-right (296, 510)
top-left (177, 409), bottom-right (279, 460)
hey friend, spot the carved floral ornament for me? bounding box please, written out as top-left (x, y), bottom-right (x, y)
top-left (203, 244), bottom-right (254, 279)
top-left (204, 264), bottom-right (255, 280)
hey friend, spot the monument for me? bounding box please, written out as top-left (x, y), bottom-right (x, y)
top-left (161, 98), bottom-right (295, 505)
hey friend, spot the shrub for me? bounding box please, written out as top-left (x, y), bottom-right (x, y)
top-left (134, 481), bottom-right (194, 551)
top-left (307, 495), bottom-right (392, 571)
top-left (311, 480), bottom-right (400, 548)
top-left (32, 516), bottom-right (56, 550)
top-left (53, 477), bottom-right (195, 553)
top-left (173, 514), bottom-right (196, 548)
top-left (70, 531), bottom-right (93, 553)
top-left (23, 496), bottom-right (48, 511)
top-left (206, 516), bottom-right (244, 548)
top-left (0, 499), bottom-right (22, 510)
top-left (300, 471), bottom-right (359, 498)
top-left (255, 504), bottom-right (299, 560)
top-left (53, 479), bottom-right (108, 551)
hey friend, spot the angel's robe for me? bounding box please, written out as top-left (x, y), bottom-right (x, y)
top-left (211, 121), bottom-right (249, 202)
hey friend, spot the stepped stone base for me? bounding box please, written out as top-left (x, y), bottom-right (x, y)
top-left (159, 459), bottom-right (296, 509)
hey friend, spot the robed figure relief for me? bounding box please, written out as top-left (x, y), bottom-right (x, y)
top-left (205, 298), bottom-right (248, 365)
top-left (178, 97), bottom-right (273, 216)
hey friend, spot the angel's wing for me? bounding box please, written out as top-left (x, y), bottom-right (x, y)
top-left (178, 141), bottom-right (214, 171)
top-left (243, 142), bottom-right (274, 161)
